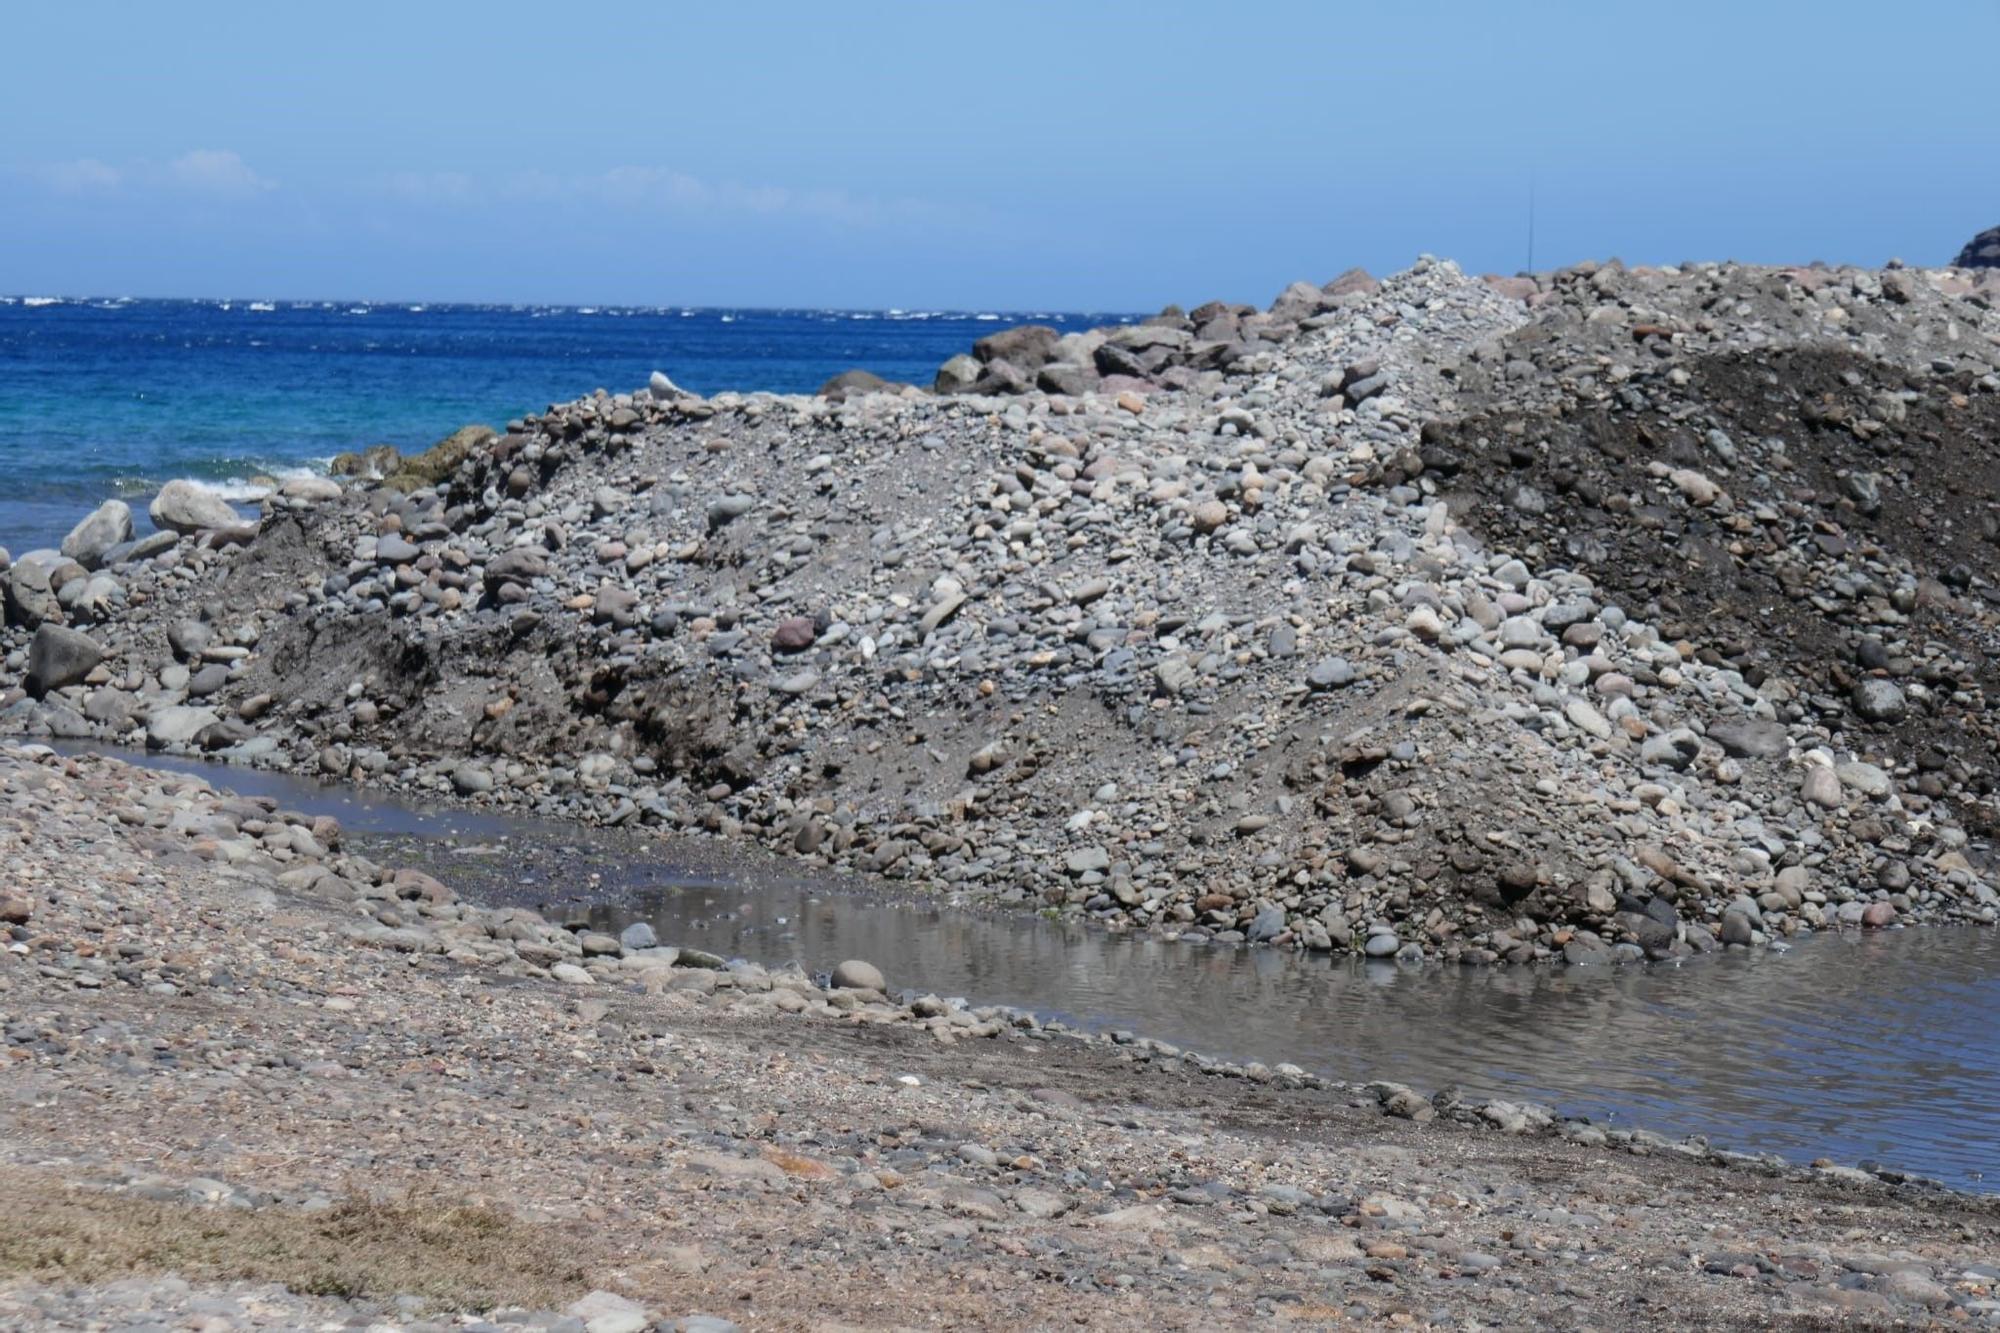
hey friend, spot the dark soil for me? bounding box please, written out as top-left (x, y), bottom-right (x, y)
top-left (1436, 347), bottom-right (2000, 820)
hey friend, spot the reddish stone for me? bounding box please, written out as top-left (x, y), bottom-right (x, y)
top-left (1483, 275), bottom-right (1538, 302)
top-left (1860, 901), bottom-right (1897, 928)
top-left (772, 616), bottom-right (817, 653)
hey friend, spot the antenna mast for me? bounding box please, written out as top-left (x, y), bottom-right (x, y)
top-left (1526, 172), bottom-right (1537, 273)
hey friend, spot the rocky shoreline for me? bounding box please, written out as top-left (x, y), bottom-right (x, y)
top-left (7, 253), bottom-right (2000, 1324)
top-left (4, 742), bottom-right (1998, 1329)
top-left (5, 257), bottom-right (2000, 973)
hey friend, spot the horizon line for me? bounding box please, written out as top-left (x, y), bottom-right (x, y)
top-left (0, 291), bottom-right (1152, 317)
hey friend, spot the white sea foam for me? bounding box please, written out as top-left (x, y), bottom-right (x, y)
top-left (247, 301), bottom-right (275, 312)
top-left (203, 479), bottom-right (277, 501)
top-left (199, 465), bottom-right (323, 501)
top-left (22, 296), bottom-right (61, 307)
top-left (115, 462), bottom-right (328, 505)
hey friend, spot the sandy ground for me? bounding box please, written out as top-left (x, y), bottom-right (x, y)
top-left (3, 745), bottom-right (1997, 1331)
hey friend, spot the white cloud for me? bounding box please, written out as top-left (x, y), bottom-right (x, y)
top-left (501, 165), bottom-right (943, 228)
top-left (22, 150), bottom-right (276, 200)
top-left (376, 170), bottom-right (479, 205)
top-left (164, 149), bottom-right (275, 196)
top-left (595, 165), bottom-right (712, 209)
top-left (22, 152), bottom-right (954, 230)
top-left (40, 158), bottom-right (122, 193)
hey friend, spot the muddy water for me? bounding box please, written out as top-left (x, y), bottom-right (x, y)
top-left (61, 744), bottom-right (2000, 1192)
top-left (582, 880), bottom-right (2000, 1192)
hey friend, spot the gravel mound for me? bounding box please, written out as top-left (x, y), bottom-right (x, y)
top-left (7, 255), bottom-right (2000, 966)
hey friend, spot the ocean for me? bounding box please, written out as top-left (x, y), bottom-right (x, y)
top-left (0, 296), bottom-right (1122, 555)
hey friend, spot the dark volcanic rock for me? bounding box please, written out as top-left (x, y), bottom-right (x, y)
top-left (1953, 225), bottom-right (2000, 269)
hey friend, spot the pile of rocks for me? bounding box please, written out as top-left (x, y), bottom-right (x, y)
top-left (930, 268), bottom-right (1382, 398)
top-left (6, 254), bottom-right (2000, 967)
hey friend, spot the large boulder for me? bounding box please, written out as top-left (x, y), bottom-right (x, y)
top-left (26, 623), bottom-right (105, 696)
top-left (1093, 341), bottom-right (1150, 379)
top-left (973, 324), bottom-right (1060, 373)
top-left (56, 572), bottom-right (121, 623)
top-left (969, 359), bottom-right (1030, 395)
top-left (1954, 226), bottom-right (2000, 269)
top-left (4, 549), bottom-right (90, 629)
top-left (933, 353), bottom-right (981, 394)
top-left (1269, 279), bottom-right (1334, 322)
top-left (816, 369), bottom-right (905, 399)
top-left (830, 959), bottom-right (886, 991)
top-left (149, 480), bottom-right (240, 534)
top-left (329, 443), bottom-right (401, 478)
top-left (385, 424), bottom-right (495, 491)
top-left (1707, 718), bottom-right (1789, 760)
top-left (101, 530), bottom-right (181, 568)
top-left (168, 619), bottom-right (213, 661)
top-left (1101, 323), bottom-right (1192, 375)
top-left (146, 705), bottom-right (220, 749)
top-left (1037, 363), bottom-right (1097, 396)
top-left (5, 550), bottom-right (64, 627)
top-left (1324, 267), bottom-right (1381, 300)
top-left (483, 546), bottom-right (550, 594)
top-left (279, 475), bottom-right (343, 503)
top-left (1851, 678), bottom-right (1907, 722)
top-left (60, 500), bottom-right (133, 569)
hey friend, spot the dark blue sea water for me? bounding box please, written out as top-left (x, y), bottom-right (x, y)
top-left (0, 295), bottom-right (1121, 555)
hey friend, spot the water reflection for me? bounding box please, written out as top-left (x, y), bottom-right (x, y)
top-left (592, 880), bottom-right (2000, 1192)
top-left (49, 743), bottom-right (2000, 1191)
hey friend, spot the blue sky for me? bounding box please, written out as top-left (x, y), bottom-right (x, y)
top-left (3, 1), bottom-right (1994, 309)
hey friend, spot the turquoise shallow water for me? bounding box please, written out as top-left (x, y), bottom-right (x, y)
top-left (0, 295), bottom-right (1117, 553)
